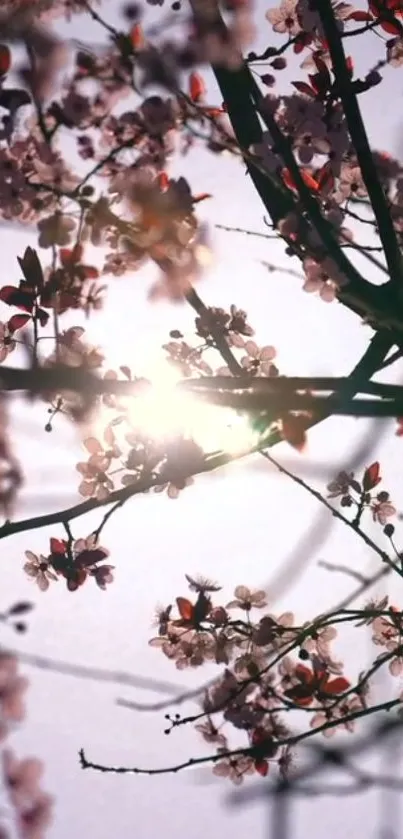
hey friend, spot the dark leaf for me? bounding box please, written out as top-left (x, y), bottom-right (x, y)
top-left (0, 286), bottom-right (34, 312)
top-left (7, 601), bottom-right (34, 616)
top-left (37, 308), bottom-right (49, 327)
top-left (17, 247), bottom-right (44, 291)
top-left (75, 548), bottom-right (109, 568)
top-left (8, 313), bottom-right (31, 332)
top-left (291, 80), bottom-right (317, 98)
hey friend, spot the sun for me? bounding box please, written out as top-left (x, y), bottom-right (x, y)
top-left (126, 364), bottom-right (258, 456)
top-left (92, 359), bottom-right (259, 458)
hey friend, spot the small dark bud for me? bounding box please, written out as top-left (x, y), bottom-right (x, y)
top-left (270, 57), bottom-right (287, 70)
top-left (384, 524), bottom-right (395, 538)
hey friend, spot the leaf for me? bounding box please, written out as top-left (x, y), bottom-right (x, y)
top-left (346, 9), bottom-right (373, 20)
top-left (323, 676), bottom-right (350, 695)
top-left (80, 265), bottom-right (99, 280)
top-left (7, 601), bottom-right (34, 616)
top-left (284, 684), bottom-right (313, 705)
top-left (291, 80), bottom-right (317, 98)
top-left (158, 172), bottom-right (169, 190)
top-left (0, 286), bottom-right (34, 312)
top-left (293, 32), bottom-right (311, 53)
top-left (37, 307), bottom-right (49, 327)
top-left (176, 597), bottom-right (194, 622)
top-left (189, 72), bottom-right (206, 102)
top-left (50, 538), bottom-right (67, 555)
top-left (75, 548), bottom-right (108, 568)
top-left (129, 23), bottom-right (145, 50)
top-left (17, 247), bottom-right (44, 291)
top-left (119, 365), bottom-right (132, 380)
top-left (255, 760), bottom-right (269, 776)
top-left (363, 461), bottom-right (381, 491)
top-left (281, 415), bottom-right (307, 452)
top-left (192, 192), bottom-right (212, 204)
top-left (281, 167), bottom-right (319, 193)
top-left (0, 45), bottom-right (11, 76)
top-left (60, 244), bottom-right (83, 267)
top-left (8, 313), bottom-right (31, 332)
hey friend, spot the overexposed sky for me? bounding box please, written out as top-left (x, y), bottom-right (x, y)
top-left (2, 2), bottom-right (403, 838)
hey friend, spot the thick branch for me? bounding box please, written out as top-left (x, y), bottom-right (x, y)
top-left (318, 0), bottom-right (403, 297)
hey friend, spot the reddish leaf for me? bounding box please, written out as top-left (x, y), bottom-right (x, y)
top-left (60, 244), bottom-right (83, 267)
top-left (255, 760), bottom-right (269, 776)
top-left (189, 72), bottom-right (206, 102)
top-left (192, 192), bottom-right (212, 204)
top-left (363, 461), bottom-right (381, 491)
top-left (7, 313), bottom-right (31, 332)
top-left (322, 676), bottom-right (350, 695)
top-left (158, 171), bottom-right (170, 190)
top-left (295, 664), bottom-right (313, 681)
top-left (0, 286), bottom-right (34, 312)
top-left (129, 23), bottom-right (145, 49)
top-left (176, 597), bottom-right (194, 622)
top-left (346, 9), bottom-right (374, 19)
top-left (80, 265), bottom-right (99, 280)
top-left (67, 569), bottom-right (87, 591)
top-left (291, 80), bottom-right (317, 98)
top-left (281, 167), bottom-right (319, 193)
top-left (75, 548), bottom-right (109, 568)
top-left (293, 32), bottom-right (312, 53)
top-left (0, 286), bottom-right (20, 304)
top-left (202, 106), bottom-right (225, 117)
top-left (282, 415), bottom-right (307, 452)
top-left (50, 538), bottom-right (67, 555)
top-left (380, 17), bottom-right (403, 32)
top-left (0, 45), bottom-right (11, 76)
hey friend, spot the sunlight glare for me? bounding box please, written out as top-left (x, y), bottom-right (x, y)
top-left (128, 368), bottom-right (258, 456)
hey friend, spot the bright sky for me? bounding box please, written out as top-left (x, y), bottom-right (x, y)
top-left (2, 2), bottom-right (403, 838)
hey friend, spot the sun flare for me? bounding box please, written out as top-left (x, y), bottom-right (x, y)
top-left (93, 361), bottom-right (259, 458)
top-left (128, 384), bottom-right (256, 455)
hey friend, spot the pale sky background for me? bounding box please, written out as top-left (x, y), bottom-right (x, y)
top-left (2, 1), bottom-right (403, 838)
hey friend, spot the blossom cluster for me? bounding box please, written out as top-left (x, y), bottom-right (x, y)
top-left (148, 573), bottom-right (363, 783)
top-left (24, 535), bottom-right (114, 593)
top-left (142, 460), bottom-right (403, 783)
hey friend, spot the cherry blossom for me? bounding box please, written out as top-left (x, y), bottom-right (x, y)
top-left (266, 0), bottom-right (301, 36)
top-left (226, 585), bottom-right (268, 611)
top-left (212, 751), bottom-right (255, 784)
top-left (23, 552), bottom-right (58, 592)
top-left (240, 340), bottom-right (278, 376)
